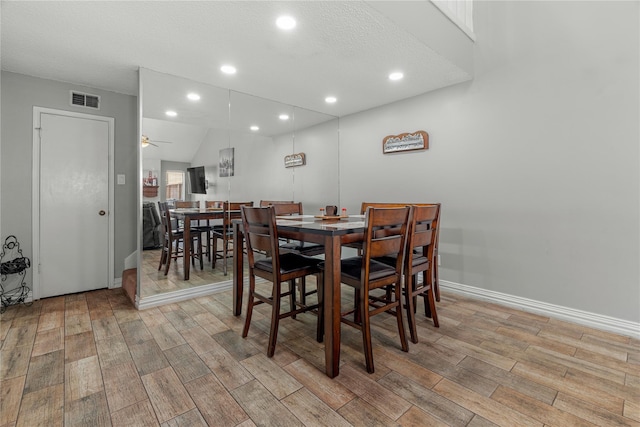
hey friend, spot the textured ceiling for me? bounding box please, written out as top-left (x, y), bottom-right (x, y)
top-left (1, 1), bottom-right (472, 118)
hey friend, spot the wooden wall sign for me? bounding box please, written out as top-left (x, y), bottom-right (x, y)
top-left (284, 152), bottom-right (306, 168)
top-left (382, 130), bottom-right (429, 154)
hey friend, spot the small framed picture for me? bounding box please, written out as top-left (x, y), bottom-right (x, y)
top-left (219, 147), bottom-right (235, 177)
top-left (382, 131), bottom-right (429, 154)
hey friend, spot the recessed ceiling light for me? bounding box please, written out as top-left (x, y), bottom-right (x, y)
top-left (325, 96), bottom-right (337, 104)
top-left (276, 15), bottom-right (296, 30)
top-left (221, 65), bottom-right (237, 75)
top-left (187, 93), bottom-right (200, 101)
top-left (389, 72), bottom-right (404, 81)
top-left (279, 114), bottom-right (290, 121)
top-left (250, 125), bottom-right (259, 131)
top-left (165, 110), bottom-right (177, 117)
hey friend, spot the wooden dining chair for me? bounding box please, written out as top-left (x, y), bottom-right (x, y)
top-left (321, 206), bottom-right (410, 373)
top-left (376, 205), bottom-right (441, 343)
top-left (212, 201), bottom-right (254, 275)
top-left (271, 202), bottom-right (325, 256)
top-left (157, 202), bottom-right (202, 275)
top-left (360, 202), bottom-right (442, 302)
top-left (241, 205), bottom-right (323, 357)
top-left (270, 202), bottom-right (324, 305)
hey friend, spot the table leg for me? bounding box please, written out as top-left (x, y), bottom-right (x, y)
top-left (324, 235), bottom-right (342, 378)
top-left (184, 217), bottom-right (191, 280)
top-left (233, 221), bottom-right (244, 316)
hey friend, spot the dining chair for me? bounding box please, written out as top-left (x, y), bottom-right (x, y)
top-left (360, 202), bottom-right (442, 302)
top-left (376, 205), bottom-right (441, 343)
top-left (321, 206), bottom-right (410, 373)
top-left (212, 201), bottom-right (254, 275)
top-left (271, 202), bottom-right (325, 256)
top-left (241, 205), bottom-right (323, 357)
top-left (270, 202), bottom-right (324, 305)
top-left (157, 202), bottom-right (202, 275)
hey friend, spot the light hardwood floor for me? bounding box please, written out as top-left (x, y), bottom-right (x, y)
top-left (1, 276), bottom-right (639, 426)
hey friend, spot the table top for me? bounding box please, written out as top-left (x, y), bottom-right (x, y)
top-left (171, 207), bottom-right (223, 213)
top-left (273, 214), bottom-right (366, 236)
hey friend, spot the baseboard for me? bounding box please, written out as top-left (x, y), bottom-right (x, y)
top-left (136, 280), bottom-right (233, 310)
top-left (110, 278), bottom-right (122, 289)
top-left (440, 280), bottom-right (640, 339)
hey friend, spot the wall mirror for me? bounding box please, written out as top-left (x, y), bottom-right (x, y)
top-left (138, 68), bottom-right (339, 307)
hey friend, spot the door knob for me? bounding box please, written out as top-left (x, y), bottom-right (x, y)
top-left (99, 210), bottom-right (106, 216)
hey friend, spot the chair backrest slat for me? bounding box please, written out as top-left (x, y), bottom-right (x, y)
top-left (409, 205), bottom-right (439, 249)
top-left (241, 206), bottom-right (280, 270)
top-left (272, 202), bottom-right (303, 216)
top-left (363, 207), bottom-right (410, 282)
top-left (259, 200), bottom-right (294, 207)
top-left (174, 200), bottom-right (200, 208)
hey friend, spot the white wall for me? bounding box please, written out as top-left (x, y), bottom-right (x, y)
top-left (339, 1), bottom-right (639, 323)
top-left (1, 72), bottom-right (138, 281)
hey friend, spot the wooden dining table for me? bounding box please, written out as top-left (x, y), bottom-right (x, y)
top-left (169, 207), bottom-right (241, 280)
top-left (232, 214), bottom-right (366, 378)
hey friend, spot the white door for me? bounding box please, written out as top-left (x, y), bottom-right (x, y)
top-left (34, 109), bottom-right (112, 298)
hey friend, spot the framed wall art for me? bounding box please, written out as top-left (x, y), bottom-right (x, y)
top-left (382, 130), bottom-right (429, 154)
top-left (219, 147), bottom-right (235, 177)
top-left (284, 152), bottom-right (306, 168)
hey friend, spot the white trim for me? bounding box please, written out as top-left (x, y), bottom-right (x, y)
top-left (136, 280), bottom-right (233, 310)
top-left (111, 278), bottom-right (122, 289)
top-left (440, 280), bottom-right (640, 339)
top-left (32, 107), bottom-right (115, 299)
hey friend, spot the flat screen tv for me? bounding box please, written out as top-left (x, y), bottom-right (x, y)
top-left (187, 166), bottom-right (207, 194)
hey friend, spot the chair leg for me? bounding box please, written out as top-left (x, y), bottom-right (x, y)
top-left (316, 274), bottom-right (324, 343)
top-left (197, 235), bottom-right (204, 270)
top-left (394, 280), bottom-right (409, 352)
top-left (405, 274), bottom-right (419, 344)
top-left (242, 276), bottom-right (256, 338)
top-left (360, 287), bottom-right (375, 373)
top-left (434, 262), bottom-right (441, 302)
top-left (299, 277), bottom-right (307, 305)
top-left (223, 234), bottom-right (229, 276)
top-left (289, 280), bottom-right (297, 319)
top-left (158, 242), bottom-right (167, 270)
top-left (354, 289), bottom-right (361, 324)
top-left (204, 231), bottom-right (211, 262)
top-left (267, 281), bottom-right (281, 357)
top-left (425, 270), bottom-right (439, 328)
top-left (164, 241), bottom-right (173, 275)
top-left (212, 235), bottom-right (219, 268)
top-left (425, 288), bottom-right (439, 328)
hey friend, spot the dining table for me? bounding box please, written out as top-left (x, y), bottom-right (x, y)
top-left (170, 207), bottom-right (240, 280)
top-left (232, 214), bottom-right (366, 378)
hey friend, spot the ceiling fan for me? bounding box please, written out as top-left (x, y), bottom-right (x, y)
top-left (141, 135), bottom-right (174, 148)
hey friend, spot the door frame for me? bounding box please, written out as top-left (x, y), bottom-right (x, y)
top-left (32, 107), bottom-right (115, 300)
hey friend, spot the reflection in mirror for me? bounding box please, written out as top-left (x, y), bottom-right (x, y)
top-left (138, 68), bottom-right (339, 307)
top-left (139, 68), bottom-right (230, 303)
top-left (291, 106), bottom-right (340, 214)
top-left (228, 91), bottom-right (295, 204)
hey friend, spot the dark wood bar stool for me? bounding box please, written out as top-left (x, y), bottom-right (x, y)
top-left (377, 204), bottom-right (441, 343)
top-left (241, 206), bottom-right (323, 357)
top-left (320, 206), bottom-right (410, 373)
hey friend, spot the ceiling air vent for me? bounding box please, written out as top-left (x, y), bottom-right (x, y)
top-left (70, 91), bottom-right (100, 109)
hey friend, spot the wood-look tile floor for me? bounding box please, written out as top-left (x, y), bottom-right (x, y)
top-left (1, 282), bottom-right (639, 426)
top-left (140, 248), bottom-right (232, 299)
